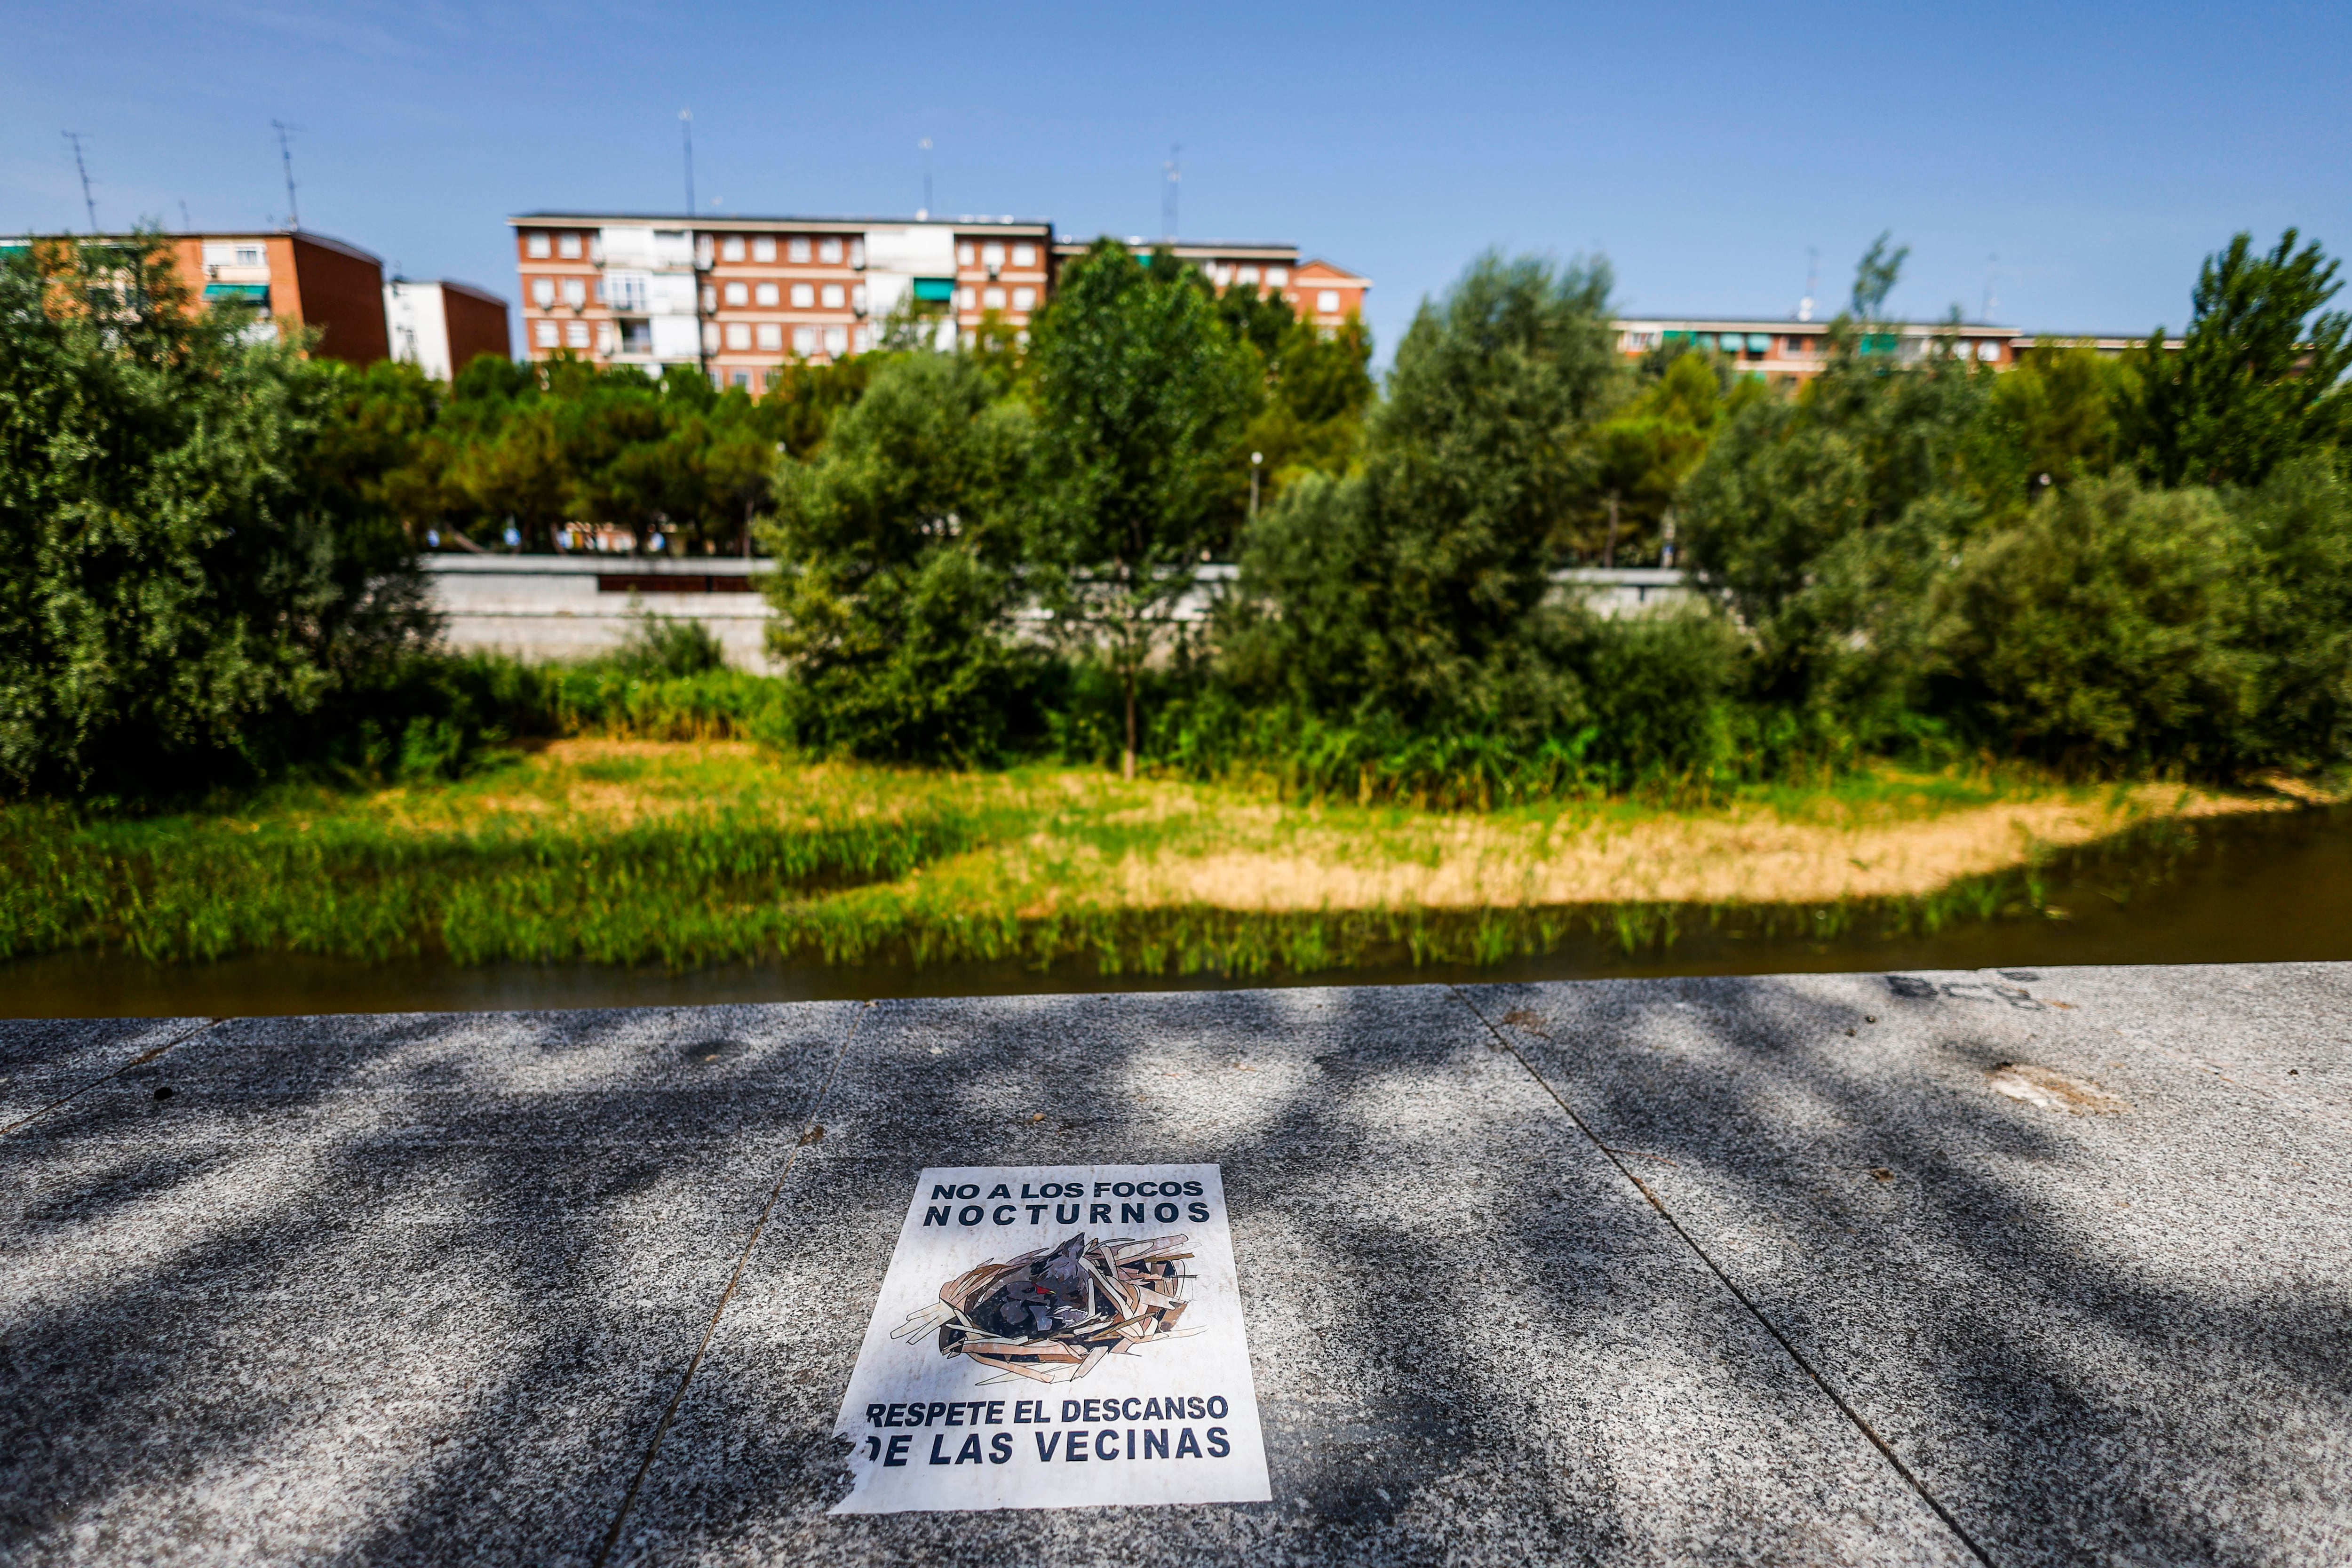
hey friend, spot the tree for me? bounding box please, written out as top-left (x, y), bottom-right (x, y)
top-left (1027, 241), bottom-right (1258, 778)
top-left (1569, 350), bottom-right (1740, 566)
top-left (1225, 250), bottom-right (1621, 738)
top-left (0, 235), bottom-right (431, 794)
top-left (2125, 228), bottom-right (2352, 487)
top-left (759, 352), bottom-right (1035, 763)
top-left (1928, 476), bottom-right (2253, 765)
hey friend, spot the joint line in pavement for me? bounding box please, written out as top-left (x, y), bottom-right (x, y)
top-left (590, 1001), bottom-right (873, 1568)
top-left (1447, 985), bottom-right (1997, 1568)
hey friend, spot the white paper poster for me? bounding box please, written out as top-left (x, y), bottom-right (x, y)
top-left (830, 1163), bottom-right (1271, 1513)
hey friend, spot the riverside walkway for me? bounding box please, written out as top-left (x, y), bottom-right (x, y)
top-left (2, 965), bottom-right (2346, 1565)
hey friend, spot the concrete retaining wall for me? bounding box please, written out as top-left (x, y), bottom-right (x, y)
top-left (424, 555), bottom-right (775, 668)
top-left (423, 557), bottom-right (1697, 669)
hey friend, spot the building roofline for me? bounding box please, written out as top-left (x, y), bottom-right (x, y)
top-left (509, 211), bottom-right (1053, 232)
top-left (1615, 315), bottom-right (2018, 332)
top-left (4, 227), bottom-right (382, 267)
top-left (1052, 237), bottom-right (1300, 255)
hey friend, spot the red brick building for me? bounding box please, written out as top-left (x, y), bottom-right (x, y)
top-left (172, 230), bottom-right (389, 364)
top-left (510, 212), bottom-right (1370, 383)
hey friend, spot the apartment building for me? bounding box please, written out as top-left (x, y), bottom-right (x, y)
top-left (511, 212), bottom-right (1372, 382)
top-left (1614, 317), bottom-right (2017, 386)
top-left (385, 278), bottom-right (512, 380)
top-left (1614, 317), bottom-right (2182, 385)
top-left (2, 228), bottom-right (391, 363)
top-left (1049, 239), bottom-right (1371, 330)
top-left (511, 213), bottom-right (1052, 387)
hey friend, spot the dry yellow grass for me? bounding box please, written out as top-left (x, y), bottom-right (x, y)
top-left (1105, 785), bottom-right (2290, 910)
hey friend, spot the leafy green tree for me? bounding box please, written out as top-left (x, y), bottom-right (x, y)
top-left (2225, 456), bottom-right (2352, 772)
top-left (1928, 475), bottom-right (2253, 765)
top-left (1679, 242), bottom-right (1991, 708)
top-left (1570, 350), bottom-right (1741, 566)
top-left (2125, 229), bottom-right (2352, 487)
top-left (0, 235), bottom-right (431, 794)
top-left (759, 352), bottom-right (1035, 762)
top-left (1225, 251), bottom-right (1621, 739)
top-left (1028, 241), bottom-right (1258, 777)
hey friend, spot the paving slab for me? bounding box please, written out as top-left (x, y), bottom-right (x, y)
top-left (0, 965), bottom-right (2344, 1567)
top-left (617, 985), bottom-right (1971, 1565)
top-left (0, 1003), bottom-right (859, 1567)
top-left (1471, 964), bottom-right (2352, 1567)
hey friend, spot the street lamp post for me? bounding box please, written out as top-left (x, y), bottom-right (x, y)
top-left (1249, 451), bottom-right (1263, 520)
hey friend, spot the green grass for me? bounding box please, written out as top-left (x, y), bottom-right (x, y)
top-left (0, 741), bottom-right (2238, 976)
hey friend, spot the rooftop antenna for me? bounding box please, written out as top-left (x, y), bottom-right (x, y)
top-left (178, 199), bottom-right (193, 232)
top-left (919, 137), bottom-right (932, 220)
top-left (1162, 143), bottom-right (1180, 240)
top-left (1982, 253), bottom-right (1999, 321)
top-left (63, 132), bottom-right (98, 231)
top-left (272, 120), bottom-right (300, 229)
top-left (679, 110), bottom-right (695, 216)
top-left (1798, 246), bottom-right (1818, 322)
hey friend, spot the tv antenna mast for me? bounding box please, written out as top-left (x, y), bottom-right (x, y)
top-left (1798, 247), bottom-right (1819, 322)
top-left (272, 120), bottom-right (301, 229)
top-left (1982, 254), bottom-right (1999, 320)
top-left (1162, 144), bottom-right (1181, 239)
top-left (919, 137), bottom-right (933, 219)
top-left (63, 132), bottom-right (98, 231)
top-left (679, 110), bottom-right (695, 215)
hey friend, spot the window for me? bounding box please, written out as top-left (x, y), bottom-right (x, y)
top-left (725, 322), bottom-right (751, 350)
top-left (755, 282), bottom-right (779, 306)
top-left (960, 286), bottom-right (977, 309)
top-left (823, 325), bottom-right (848, 356)
top-left (607, 272), bottom-right (650, 312)
top-left (702, 322), bottom-right (719, 352)
top-left (525, 232), bottom-right (551, 259)
top-left (724, 281), bottom-right (748, 305)
top-left (752, 236), bottom-right (776, 263)
top-left (593, 279), bottom-right (606, 304)
top-left (596, 323), bottom-right (615, 355)
top-left (699, 285), bottom-right (715, 311)
top-left (620, 319), bottom-right (652, 355)
top-left (1316, 290), bottom-right (1340, 314)
top-left (535, 319), bottom-right (558, 346)
top-left (565, 320), bottom-right (589, 348)
top-left (958, 242), bottom-right (977, 265)
top-left (1012, 242), bottom-right (1035, 267)
top-left (982, 241), bottom-right (1006, 269)
top-left (1267, 267), bottom-right (1288, 287)
top-left (983, 286), bottom-right (1007, 310)
top-left (721, 236), bottom-right (745, 262)
top-left (561, 278), bottom-right (587, 307)
top-left (1012, 286), bottom-right (1035, 310)
top-left (852, 325), bottom-right (872, 353)
top-left (1978, 340), bottom-right (2001, 361)
top-left (732, 370), bottom-right (751, 388)
top-left (792, 326), bottom-right (817, 355)
top-left (787, 282), bottom-right (812, 308)
top-left (849, 239), bottom-right (865, 267)
top-left (788, 237), bottom-right (811, 263)
top-left (820, 283), bottom-right (844, 309)
top-left (557, 232), bottom-right (582, 259)
top-left (1237, 265), bottom-right (1261, 284)
top-left (763, 369), bottom-right (782, 389)
top-left (531, 278), bottom-right (555, 308)
top-left (818, 237), bottom-right (843, 263)
top-left (756, 322), bottom-right (783, 350)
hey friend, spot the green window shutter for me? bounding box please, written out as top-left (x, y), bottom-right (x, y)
top-left (911, 277), bottom-right (956, 302)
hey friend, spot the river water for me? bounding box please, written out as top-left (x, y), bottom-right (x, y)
top-left (6, 807), bottom-right (2348, 1018)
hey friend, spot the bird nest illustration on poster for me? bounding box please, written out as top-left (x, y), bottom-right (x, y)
top-left (889, 1233), bottom-right (1199, 1385)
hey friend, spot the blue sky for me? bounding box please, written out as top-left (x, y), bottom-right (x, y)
top-left (6, 1), bottom-right (2346, 359)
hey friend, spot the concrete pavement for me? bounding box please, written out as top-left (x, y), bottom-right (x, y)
top-left (1, 965), bottom-right (2345, 1565)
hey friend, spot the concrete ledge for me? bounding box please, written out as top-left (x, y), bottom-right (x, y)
top-left (2, 965), bottom-right (2345, 1564)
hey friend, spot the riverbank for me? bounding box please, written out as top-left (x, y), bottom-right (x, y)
top-left (0, 741), bottom-right (2321, 988)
